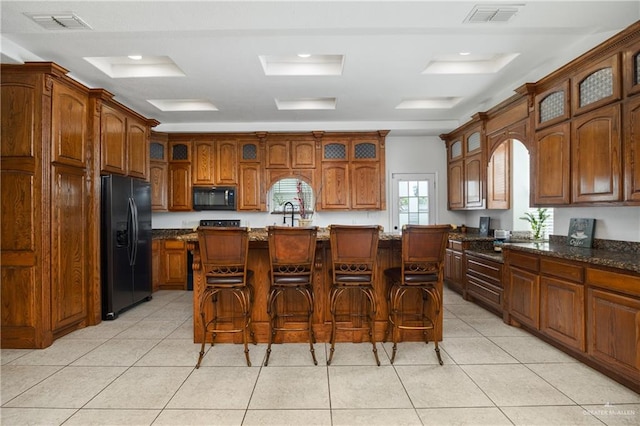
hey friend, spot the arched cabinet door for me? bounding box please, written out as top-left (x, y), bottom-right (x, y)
top-left (571, 104), bottom-right (622, 203)
top-left (533, 122), bottom-right (571, 205)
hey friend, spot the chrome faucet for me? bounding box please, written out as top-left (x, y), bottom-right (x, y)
top-left (283, 201), bottom-right (295, 227)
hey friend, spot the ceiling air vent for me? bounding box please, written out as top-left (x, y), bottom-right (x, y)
top-left (25, 12), bottom-right (92, 30)
top-left (465, 5), bottom-right (521, 23)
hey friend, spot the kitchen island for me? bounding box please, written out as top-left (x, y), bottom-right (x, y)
top-left (179, 229), bottom-right (446, 345)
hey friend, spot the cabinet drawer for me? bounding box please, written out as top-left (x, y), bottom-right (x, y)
top-left (164, 239), bottom-right (185, 250)
top-left (587, 268), bottom-right (640, 297)
top-left (467, 275), bottom-right (502, 306)
top-left (508, 251), bottom-right (539, 272)
top-left (466, 256), bottom-right (502, 283)
top-left (541, 258), bottom-right (584, 283)
top-left (449, 240), bottom-right (463, 251)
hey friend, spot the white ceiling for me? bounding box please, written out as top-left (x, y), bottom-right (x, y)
top-left (2, 1), bottom-right (639, 136)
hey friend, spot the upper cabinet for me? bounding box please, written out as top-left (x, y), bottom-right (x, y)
top-left (535, 81), bottom-right (571, 130)
top-left (572, 54), bottom-right (621, 116)
top-left (192, 139), bottom-right (238, 186)
top-left (533, 122), bottom-right (571, 205)
top-left (319, 132), bottom-right (387, 211)
top-left (168, 140), bottom-right (192, 211)
top-left (99, 104), bottom-right (127, 174)
top-left (624, 96), bottom-right (640, 202)
top-left (571, 104), bottom-right (622, 203)
top-left (442, 123), bottom-right (485, 210)
top-left (126, 117), bottom-right (148, 179)
top-left (149, 132), bottom-right (168, 211)
top-left (623, 39), bottom-right (640, 97)
top-left (238, 138), bottom-right (264, 211)
top-left (445, 21), bottom-right (640, 209)
top-left (94, 90), bottom-right (157, 180)
top-left (51, 82), bottom-right (88, 168)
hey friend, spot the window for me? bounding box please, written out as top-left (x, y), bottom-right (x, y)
top-left (269, 178), bottom-right (314, 217)
top-left (391, 173), bottom-right (437, 232)
top-left (524, 207), bottom-right (555, 238)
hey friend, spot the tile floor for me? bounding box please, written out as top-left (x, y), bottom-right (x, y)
top-left (2, 287), bottom-right (639, 426)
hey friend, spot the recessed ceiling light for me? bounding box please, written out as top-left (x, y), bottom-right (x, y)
top-left (275, 98), bottom-right (336, 110)
top-left (128, 55), bottom-right (142, 60)
top-left (459, 52), bottom-right (471, 56)
top-left (259, 55), bottom-right (344, 76)
top-left (147, 99), bottom-right (218, 112)
top-left (396, 98), bottom-right (462, 109)
top-left (84, 56), bottom-right (185, 78)
top-left (422, 53), bottom-right (519, 74)
top-left (297, 53), bottom-right (311, 58)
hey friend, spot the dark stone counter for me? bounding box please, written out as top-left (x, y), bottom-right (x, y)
top-left (503, 242), bottom-right (640, 274)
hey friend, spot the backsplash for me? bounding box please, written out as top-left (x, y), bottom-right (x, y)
top-left (549, 235), bottom-right (640, 254)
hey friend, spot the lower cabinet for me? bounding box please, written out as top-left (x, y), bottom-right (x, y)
top-left (152, 239), bottom-right (188, 290)
top-left (465, 253), bottom-right (503, 314)
top-left (444, 240), bottom-right (466, 295)
top-left (539, 258), bottom-right (585, 351)
top-left (504, 247), bottom-right (640, 392)
top-left (505, 251), bottom-right (540, 329)
top-left (586, 268), bottom-right (640, 380)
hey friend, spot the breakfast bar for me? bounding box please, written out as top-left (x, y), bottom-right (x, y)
top-left (179, 228), bottom-right (445, 345)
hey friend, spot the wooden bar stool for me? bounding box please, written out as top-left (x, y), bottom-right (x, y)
top-left (195, 227), bottom-right (256, 368)
top-left (384, 224), bottom-right (450, 364)
top-left (264, 226), bottom-right (318, 366)
top-left (327, 225), bottom-right (382, 366)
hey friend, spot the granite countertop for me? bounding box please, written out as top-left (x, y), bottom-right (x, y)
top-left (155, 227), bottom-right (402, 242)
top-left (503, 242), bottom-right (640, 274)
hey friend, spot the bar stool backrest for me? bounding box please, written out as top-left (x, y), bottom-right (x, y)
top-left (400, 224), bottom-right (450, 284)
top-left (267, 226), bottom-right (318, 284)
top-left (197, 226), bottom-right (250, 285)
top-left (329, 225), bottom-right (382, 284)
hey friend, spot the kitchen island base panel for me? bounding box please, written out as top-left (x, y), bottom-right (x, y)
top-left (188, 237), bottom-right (443, 345)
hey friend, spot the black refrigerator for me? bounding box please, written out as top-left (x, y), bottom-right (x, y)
top-left (101, 174), bottom-right (152, 320)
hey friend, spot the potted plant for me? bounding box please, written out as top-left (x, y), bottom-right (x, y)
top-left (295, 180), bottom-right (314, 226)
top-left (519, 208), bottom-right (550, 240)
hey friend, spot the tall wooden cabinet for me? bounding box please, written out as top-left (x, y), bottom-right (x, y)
top-left (1, 63), bottom-right (97, 348)
top-left (1, 63), bottom-right (158, 349)
top-left (238, 138), bottom-right (264, 211)
top-left (150, 132), bottom-right (168, 211)
top-left (168, 140), bottom-right (192, 211)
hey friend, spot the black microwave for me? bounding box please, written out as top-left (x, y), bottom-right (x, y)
top-left (192, 186), bottom-right (236, 211)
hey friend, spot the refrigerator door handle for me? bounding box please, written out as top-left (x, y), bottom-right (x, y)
top-left (131, 197), bottom-right (139, 265)
top-left (127, 197), bottom-right (136, 266)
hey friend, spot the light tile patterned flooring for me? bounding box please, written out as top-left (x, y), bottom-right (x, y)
top-left (2, 287), bottom-right (639, 425)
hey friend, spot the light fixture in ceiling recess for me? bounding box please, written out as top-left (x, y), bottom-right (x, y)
top-left (275, 98), bottom-right (336, 110)
top-left (147, 99), bottom-right (218, 112)
top-left (464, 4), bottom-right (523, 23)
top-left (422, 53), bottom-right (519, 74)
top-left (128, 55), bottom-right (142, 60)
top-left (297, 53), bottom-right (312, 58)
top-left (396, 98), bottom-right (462, 110)
top-left (260, 55), bottom-right (344, 76)
top-left (84, 56), bottom-right (185, 78)
top-left (25, 12), bottom-right (92, 30)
